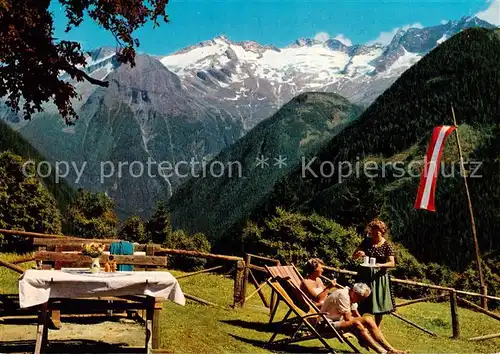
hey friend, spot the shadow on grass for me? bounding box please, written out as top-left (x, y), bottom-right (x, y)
top-left (228, 334), bottom-right (332, 353)
top-left (0, 317), bottom-right (37, 325)
top-left (0, 294), bottom-right (19, 304)
top-left (224, 320), bottom-right (357, 353)
top-left (221, 319), bottom-right (275, 333)
top-left (221, 318), bottom-right (306, 336)
top-left (0, 315), bottom-right (137, 326)
top-left (0, 339), bottom-right (143, 353)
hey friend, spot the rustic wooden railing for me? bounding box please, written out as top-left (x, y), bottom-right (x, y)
top-left (1, 228), bottom-right (499, 342)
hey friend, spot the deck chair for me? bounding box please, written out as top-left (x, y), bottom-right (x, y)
top-left (265, 269), bottom-right (360, 353)
top-left (266, 264), bottom-right (305, 323)
top-left (266, 264), bottom-right (343, 323)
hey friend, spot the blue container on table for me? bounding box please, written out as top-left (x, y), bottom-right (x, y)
top-left (109, 241), bottom-right (134, 271)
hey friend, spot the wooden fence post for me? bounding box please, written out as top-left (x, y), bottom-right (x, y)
top-left (145, 244), bottom-right (155, 271)
top-left (450, 290), bottom-right (460, 339)
top-left (232, 260), bottom-right (246, 308)
top-left (481, 286), bottom-right (488, 310)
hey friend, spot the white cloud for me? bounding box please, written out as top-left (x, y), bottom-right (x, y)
top-left (313, 32), bottom-right (353, 46)
top-left (476, 0), bottom-right (500, 25)
top-left (367, 22), bottom-right (423, 45)
top-left (313, 32), bottom-right (330, 42)
top-left (367, 28), bottom-right (400, 46)
top-left (440, 19), bottom-right (449, 25)
top-left (333, 34), bottom-right (353, 46)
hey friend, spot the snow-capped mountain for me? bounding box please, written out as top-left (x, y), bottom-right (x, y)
top-left (22, 15), bottom-right (492, 131)
top-left (159, 16), bottom-right (495, 129)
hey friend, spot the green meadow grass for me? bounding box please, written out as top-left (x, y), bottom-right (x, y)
top-left (164, 269), bottom-right (500, 354)
top-left (1, 254), bottom-right (499, 353)
top-left (0, 252), bottom-right (34, 294)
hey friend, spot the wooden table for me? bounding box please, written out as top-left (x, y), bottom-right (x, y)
top-left (18, 270), bottom-right (185, 354)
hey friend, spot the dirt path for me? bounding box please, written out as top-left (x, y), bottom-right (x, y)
top-left (0, 316), bottom-right (145, 353)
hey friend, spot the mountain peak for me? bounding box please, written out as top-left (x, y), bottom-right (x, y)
top-left (214, 35), bottom-right (231, 43)
top-left (171, 36), bottom-right (228, 55)
top-left (288, 37), bottom-right (322, 48)
top-left (456, 15), bottom-right (496, 29)
top-left (325, 39), bottom-right (350, 52)
top-left (88, 46), bottom-right (116, 62)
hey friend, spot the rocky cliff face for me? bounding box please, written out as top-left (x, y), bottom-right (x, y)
top-left (167, 92), bottom-right (363, 243)
top-left (1, 16), bottom-right (495, 218)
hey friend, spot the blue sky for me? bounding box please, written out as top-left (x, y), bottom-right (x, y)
top-left (51, 0), bottom-right (498, 55)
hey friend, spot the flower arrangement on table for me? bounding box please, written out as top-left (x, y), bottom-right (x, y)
top-left (81, 243), bottom-right (105, 272)
top-left (81, 243), bottom-right (105, 257)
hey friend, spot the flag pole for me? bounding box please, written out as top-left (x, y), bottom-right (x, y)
top-left (450, 105), bottom-right (487, 309)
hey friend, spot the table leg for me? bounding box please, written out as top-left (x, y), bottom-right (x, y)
top-left (34, 302), bottom-right (48, 354)
top-left (152, 299), bottom-right (162, 350)
top-left (145, 297), bottom-right (163, 353)
top-left (145, 297), bottom-right (154, 354)
top-left (49, 302), bottom-right (62, 330)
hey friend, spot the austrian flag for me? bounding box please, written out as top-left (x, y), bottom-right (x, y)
top-left (415, 125), bottom-right (456, 211)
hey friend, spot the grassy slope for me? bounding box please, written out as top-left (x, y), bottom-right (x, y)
top-left (1, 254), bottom-right (499, 353)
top-left (163, 269), bottom-right (500, 353)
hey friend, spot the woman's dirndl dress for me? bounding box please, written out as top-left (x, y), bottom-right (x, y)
top-left (356, 237), bottom-right (396, 315)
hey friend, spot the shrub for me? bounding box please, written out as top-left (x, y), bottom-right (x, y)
top-left (165, 230), bottom-right (211, 271)
top-left (119, 216), bottom-right (147, 243)
top-left (242, 208), bottom-right (362, 273)
top-left (64, 189), bottom-right (118, 238)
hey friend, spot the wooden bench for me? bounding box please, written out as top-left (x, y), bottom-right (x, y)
top-left (33, 237), bottom-right (164, 270)
top-left (34, 251), bottom-right (168, 269)
top-left (33, 237), bottom-right (153, 251)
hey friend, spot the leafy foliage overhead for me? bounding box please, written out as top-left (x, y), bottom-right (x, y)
top-left (0, 0), bottom-right (169, 124)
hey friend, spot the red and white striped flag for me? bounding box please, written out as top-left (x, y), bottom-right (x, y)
top-left (415, 125), bottom-right (456, 211)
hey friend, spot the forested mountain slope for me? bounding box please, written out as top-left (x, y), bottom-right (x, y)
top-left (255, 28), bottom-right (500, 277)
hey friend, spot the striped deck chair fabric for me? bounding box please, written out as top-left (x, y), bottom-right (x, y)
top-left (266, 264), bottom-right (304, 321)
top-left (266, 265), bottom-right (303, 288)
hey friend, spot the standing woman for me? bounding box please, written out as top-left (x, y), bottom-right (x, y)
top-left (352, 219), bottom-right (396, 327)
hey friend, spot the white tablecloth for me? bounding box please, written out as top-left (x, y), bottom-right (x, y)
top-left (18, 270), bottom-right (186, 308)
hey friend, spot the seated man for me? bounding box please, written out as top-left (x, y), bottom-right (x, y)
top-left (321, 283), bottom-right (407, 354)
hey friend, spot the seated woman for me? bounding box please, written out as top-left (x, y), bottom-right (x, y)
top-left (300, 258), bottom-right (336, 307)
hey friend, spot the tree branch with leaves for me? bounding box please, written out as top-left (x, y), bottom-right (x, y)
top-left (0, 0), bottom-right (169, 124)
